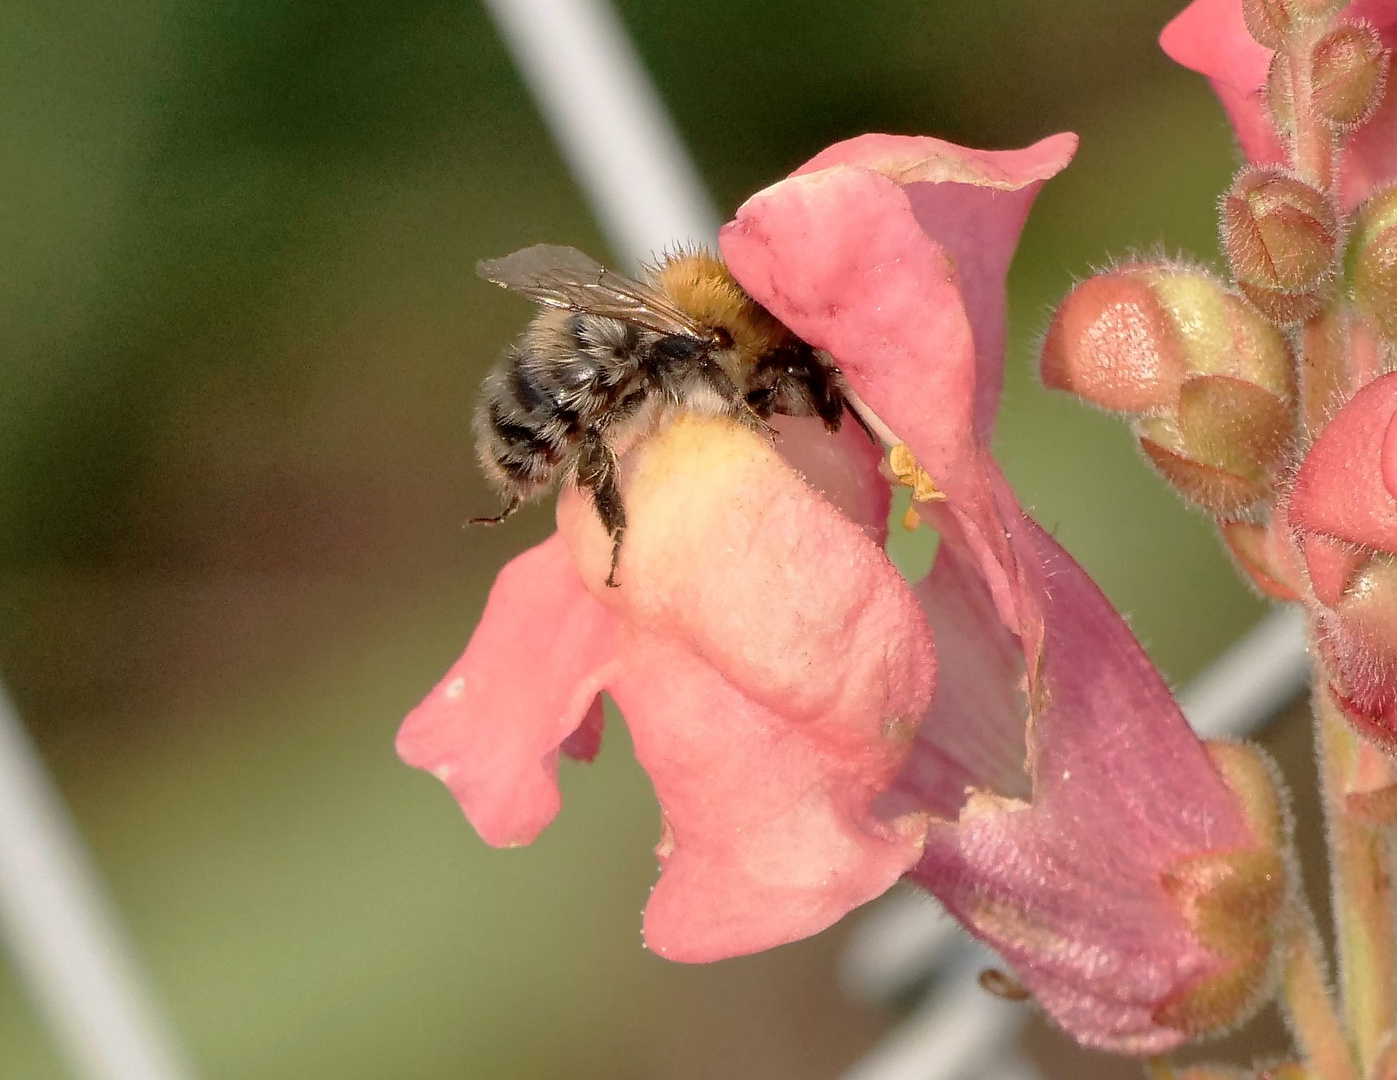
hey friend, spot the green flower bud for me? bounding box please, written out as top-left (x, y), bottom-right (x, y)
top-left (1351, 182), bottom-right (1397, 339)
top-left (1243, 0), bottom-right (1294, 47)
top-left (1311, 21), bottom-right (1389, 129)
top-left (1222, 168), bottom-right (1338, 295)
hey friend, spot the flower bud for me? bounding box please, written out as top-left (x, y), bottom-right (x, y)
top-left (1137, 375), bottom-right (1294, 512)
top-left (1351, 182), bottom-right (1397, 339)
top-left (1043, 264), bottom-right (1296, 513)
top-left (1222, 169), bottom-right (1338, 296)
top-left (1242, 0), bottom-right (1293, 48)
top-left (1311, 21), bottom-right (1389, 129)
top-left (1292, 372), bottom-right (1397, 748)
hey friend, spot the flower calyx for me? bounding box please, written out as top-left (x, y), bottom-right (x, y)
top-left (1153, 742), bottom-right (1289, 1037)
top-left (1042, 263), bottom-right (1297, 514)
top-left (1351, 182), bottom-right (1397, 338)
top-left (1243, 0), bottom-right (1354, 48)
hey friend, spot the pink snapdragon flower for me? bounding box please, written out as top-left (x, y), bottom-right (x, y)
top-left (400, 134), bottom-right (1282, 1053)
top-left (1160, 0), bottom-right (1397, 210)
top-left (1291, 372), bottom-right (1397, 748)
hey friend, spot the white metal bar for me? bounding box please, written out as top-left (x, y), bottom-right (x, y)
top-left (1179, 606), bottom-right (1309, 738)
top-left (840, 884), bottom-right (963, 1005)
top-left (841, 952), bottom-right (1036, 1080)
top-left (480, 0), bottom-right (721, 264)
top-left (0, 688), bottom-right (199, 1080)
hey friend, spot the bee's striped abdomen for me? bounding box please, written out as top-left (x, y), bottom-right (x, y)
top-left (473, 311), bottom-right (652, 505)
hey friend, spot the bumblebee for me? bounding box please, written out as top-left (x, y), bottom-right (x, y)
top-left (472, 244), bottom-right (857, 586)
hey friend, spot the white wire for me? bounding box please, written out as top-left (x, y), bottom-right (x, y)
top-left (0, 688), bottom-right (199, 1080)
top-left (479, 0), bottom-right (721, 264)
top-left (1178, 606), bottom-right (1309, 738)
top-left (841, 952), bottom-right (1033, 1080)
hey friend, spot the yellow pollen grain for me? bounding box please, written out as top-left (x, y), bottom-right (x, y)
top-left (888, 444), bottom-right (947, 502)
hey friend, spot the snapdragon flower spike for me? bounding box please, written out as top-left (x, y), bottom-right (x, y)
top-left (1291, 371), bottom-right (1397, 749)
top-left (721, 133), bottom-right (1283, 1054)
top-left (1161, 0), bottom-right (1397, 210)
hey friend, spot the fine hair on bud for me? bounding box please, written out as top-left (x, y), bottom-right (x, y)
top-left (1351, 181), bottom-right (1397, 339)
top-left (1311, 20), bottom-right (1390, 130)
top-left (1221, 168), bottom-right (1338, 297)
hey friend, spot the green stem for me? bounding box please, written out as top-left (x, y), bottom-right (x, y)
top-left (1315, 680), bottom-right (1396, 1073)
top-left (1283, 904), bottom-right (1361, 1080)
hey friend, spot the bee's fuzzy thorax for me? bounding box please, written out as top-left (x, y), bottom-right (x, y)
top-left (651, 251), bottom-right (792, 367)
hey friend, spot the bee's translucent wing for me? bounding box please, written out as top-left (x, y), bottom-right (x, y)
top-left (477, 244), bottom-right (709, 339)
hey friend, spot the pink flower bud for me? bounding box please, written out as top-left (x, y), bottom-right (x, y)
top-left (1222, 168), bottom-right (1338, 294)
top-left (1040, 271), bottom-right (1187, 412)
top-left (1292, 371), bottom-right (1397, 746)
top-left (1352, 181), bottom-right (1397, 337)
top-left (1312, 20), bottom-right (1390, 128)
top-left (1043, 264), bottom-right (1296, 512)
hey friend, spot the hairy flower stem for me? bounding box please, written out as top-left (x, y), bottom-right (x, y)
top-left (1287, 26), bottom-right (1338, 191)
top-left (1315, 680), bottom-right (1396, 1073)
top-left (1300, 307), bottom-right (1349, 437)
top-left (1283, 904), bottom-right (1361, 1080)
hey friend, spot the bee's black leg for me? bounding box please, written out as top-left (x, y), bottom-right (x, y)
top-left (698, 359), bottom-right (776, 436)
top-left (578, 437), bottom-right (626, 588)
top-left (469, 495), bottom-right (522, 526)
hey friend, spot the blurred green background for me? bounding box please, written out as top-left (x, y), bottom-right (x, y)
top-left (0, 1), bottom-right (1274, 1077)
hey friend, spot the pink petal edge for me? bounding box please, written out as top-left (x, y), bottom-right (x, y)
top-left (395, 534), bottom-right (618, 847)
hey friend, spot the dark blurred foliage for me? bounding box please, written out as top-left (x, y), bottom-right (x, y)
top-left (0, 1), bottom-right (1287, 1077)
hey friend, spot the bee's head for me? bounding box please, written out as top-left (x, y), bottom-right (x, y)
top-left (650, 250), bottom-right (792, 369)
top-left (744, 344), bottom-right (845, 429)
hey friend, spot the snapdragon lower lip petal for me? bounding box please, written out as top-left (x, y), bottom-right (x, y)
top-left (559, 416), bottom-right (933, 747)
top-left (611, 633), bottom-right (929, 963)
top-left (396, 534), bottom-right (619, 848)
